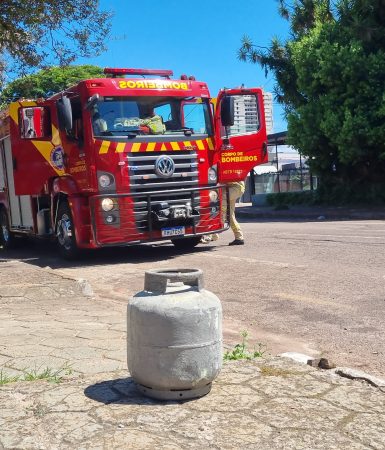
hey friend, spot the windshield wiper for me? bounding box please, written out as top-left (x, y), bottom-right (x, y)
top-left (99, 130), bottom-right (127, 135)
top-left (98, 128), bottom-right (140, 138)
top-left (169, 128), bottom-right (193, 136)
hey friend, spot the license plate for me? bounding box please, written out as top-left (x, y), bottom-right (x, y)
top-left (161, 226), bottom-right (185, 237)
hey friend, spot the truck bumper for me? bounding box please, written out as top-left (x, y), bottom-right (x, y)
top-left (89, 185), bottom-right (229, 248)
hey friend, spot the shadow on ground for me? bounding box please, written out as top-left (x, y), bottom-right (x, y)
top-left (0, 237), bottom-right (216, 270)
top-left (84, 377), bottom-right (185, 406)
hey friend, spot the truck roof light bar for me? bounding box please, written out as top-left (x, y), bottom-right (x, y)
top-left (104, 68), bottom-right (174, 78)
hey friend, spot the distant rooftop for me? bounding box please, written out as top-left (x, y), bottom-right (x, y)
top-left (267, 131), bottom-right (287, 145)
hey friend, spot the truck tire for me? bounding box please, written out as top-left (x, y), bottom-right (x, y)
top-left (56, 201), bottom-right (79, 259)
top-left (0, 209), bottom-right (14, 250)
top-left (172, 236), bottom-right (201, 250)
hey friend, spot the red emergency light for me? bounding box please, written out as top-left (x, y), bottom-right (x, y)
top-left (180, 74), bottom-right (195, 81)
top-left (104, 68), bottom-right (173, 78)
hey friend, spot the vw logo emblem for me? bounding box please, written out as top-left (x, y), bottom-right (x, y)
top-left (154, 155), bottom-right (175, 178)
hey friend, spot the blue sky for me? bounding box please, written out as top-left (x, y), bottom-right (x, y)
top-left (78, 0), bottom-right (290, 132)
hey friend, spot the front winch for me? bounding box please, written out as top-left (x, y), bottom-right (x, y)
top-left (150, 202), bottom-right (200, 227)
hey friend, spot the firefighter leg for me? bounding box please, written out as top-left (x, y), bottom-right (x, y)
top-left (223, 184), bottom-right (244, 242)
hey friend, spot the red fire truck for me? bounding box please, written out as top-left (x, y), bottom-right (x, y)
top-left (0, 68), bottom-right (267, 258)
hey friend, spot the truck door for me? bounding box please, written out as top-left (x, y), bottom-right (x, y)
top-left (12, 103), bottom-right (65, 195)
top-left (59, 97), bottom-right (89, 190)
top-left (214, 88), bottom-right (268, 183)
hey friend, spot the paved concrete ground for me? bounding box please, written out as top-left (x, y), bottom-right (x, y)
top-left (1, 259), bottom-right (384, 449)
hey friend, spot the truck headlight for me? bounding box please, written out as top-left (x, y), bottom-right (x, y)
top-left (209, 190), bottom-right (218, 202)
top-left (101, 198), bottom-right (114, 211)
top-left (208, 166), bottom-right (217, 183)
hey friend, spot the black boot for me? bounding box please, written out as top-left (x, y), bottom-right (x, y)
top-left (229, 239), bottom-right (244, 246)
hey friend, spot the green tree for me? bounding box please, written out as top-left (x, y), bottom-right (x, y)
top-left (239, 0), bottom-right (385, 201)
top-left (0, 0), bottom-right (111, 84)
top-left (0, 65), bottom-right (104, 107)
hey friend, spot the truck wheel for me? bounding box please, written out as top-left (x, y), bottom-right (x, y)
top-left (172, 236), bottom-right (201, 250)
top-left (56, 201), bottom-right (79, 259)
top-left (0, 209), bottom-right (13, 250)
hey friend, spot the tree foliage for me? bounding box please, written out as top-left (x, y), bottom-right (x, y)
top-left (0, 65), bottom-right (104, 108)
top-left (0, 0), bottom-right (111, 84)
top-left (239, 0), bottom-right (385, 196)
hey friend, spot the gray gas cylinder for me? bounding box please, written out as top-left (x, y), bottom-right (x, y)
top-left (127, 268), bottom-right (222, 400)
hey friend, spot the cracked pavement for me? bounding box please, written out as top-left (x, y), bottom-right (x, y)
top-left (0, 259), bottom-right (384, 449)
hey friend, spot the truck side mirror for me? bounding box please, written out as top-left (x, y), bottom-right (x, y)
top-left (85, 94), bottom-right (101, 111)
top-left (220, 96), bottom-right (234, 127)
top-left (57, 96), bottom-right (73, 132)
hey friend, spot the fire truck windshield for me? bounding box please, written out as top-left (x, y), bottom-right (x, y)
top-left (91, 96), bottom-right (212, 139)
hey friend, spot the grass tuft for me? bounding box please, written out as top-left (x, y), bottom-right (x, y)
top-left (0, 369), bottom-right (20, 385)
top-left (260, 366), bottom-right (304, 377)
top-left (0, 363), bottom-right (73, 385)
top-left (224, 330), bottom-right (266, 361)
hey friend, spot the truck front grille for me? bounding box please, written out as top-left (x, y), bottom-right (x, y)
top-left (127, 151), bottom-right (200, 231)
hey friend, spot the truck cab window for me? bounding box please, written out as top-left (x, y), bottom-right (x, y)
top-left (183, 102), bottom-right (211, 134)
top-left (92, 96), bottom-right (212, 138)
top-left (154, 104), bottom-right (171, 123)
top-left (67, 98), bottom-right (84, 144)
top-left (19, 107), bottom-right (52, 139)
top-left (221, 94), bottom-right (260, 137)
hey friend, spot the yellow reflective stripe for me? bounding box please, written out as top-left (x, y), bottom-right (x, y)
top-left (206, 138), bottom-right (214, 150)
top-left (171, 142), bottom-right (180, 150)
top-left (31, 141), bottom-right (53, 161)
top-left (115, 142), bottom-right (125, 153)
top-left (160, 143), bottom-right (167, 151)
top-left (196, 140), bottom-right (205, 150)
top-left (32, 141), bottom-right (64, 176)
top-left (99, 141), bottom-right (110, 154)
top-left (183, 141), bottom-right (191, 147)
top-left (9, 103), bottom-right (19, 124)
top-left (131, 143), bottom-right (141, 152)
top-left (20, 101), bottom-right (37, 107)
top-left (146, 142), bottom-right (156, 151)
top-left (9, 101), bottom-right (39, 127)
top-left (51, 125), bottom-right (61, 147)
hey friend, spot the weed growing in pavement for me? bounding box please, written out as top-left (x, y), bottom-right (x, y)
top-left (223, 330), bottom-right (267, 361)
top-left (259, 366), bottom-right (303, 377)
top-left (22, 363), bottom-right (73, 383)
top-left (0, 363), bottom-right (73, 385)
top-left (0, 369), bottom-right (20, 385)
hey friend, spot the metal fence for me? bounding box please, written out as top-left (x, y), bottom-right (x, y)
top-left (241, 134), bottom-right (319, 202)
top-left (252, 166), bottom-right (318, 195)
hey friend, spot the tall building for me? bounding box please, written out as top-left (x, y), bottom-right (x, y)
top-left (263, 91), bottom-right (274, 134)
top-left (230, 91), bottom-right (274, 135)
top-left (230, 95), bottom-right (259, 135)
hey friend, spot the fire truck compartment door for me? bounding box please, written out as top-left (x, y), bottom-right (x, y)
top-left (0, 140), bottom-right (5, 191)
top-left (1, 137), bottom-right (33, 228)
top-left (214, 88), bottom-right (267, 183)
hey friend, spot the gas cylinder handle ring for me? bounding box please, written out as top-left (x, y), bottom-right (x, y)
top-left (144, 268), bottom-right (204, 294)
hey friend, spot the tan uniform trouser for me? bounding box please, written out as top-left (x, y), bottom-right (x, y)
top-left (222, 183), bottom-right (245, 240)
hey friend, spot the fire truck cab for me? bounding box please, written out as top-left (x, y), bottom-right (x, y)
top-left (0, 68), bottom-right (267, 258)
